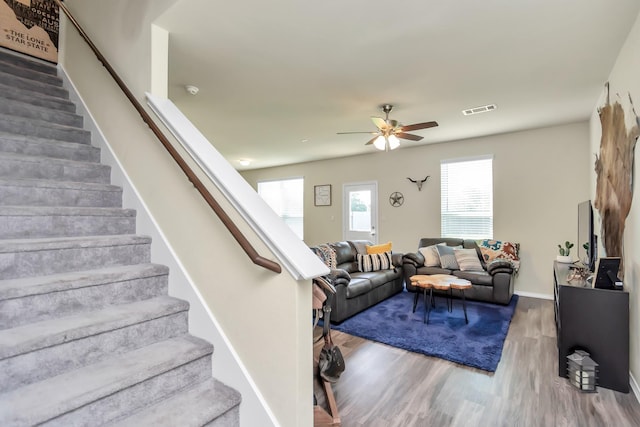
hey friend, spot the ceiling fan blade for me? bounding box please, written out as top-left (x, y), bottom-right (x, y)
top-left (400, 121), bottom-right (439, 132)
top-left (388, 119), bottom-right (399, 129)
top-left (364, 135), bottom-right (379, 145)
top-left (395, 132), bottom-right (424, 141)
top-left (337, 131), bottom-right (378, 135)
top-left (371, 116), bottom-right (388, 130)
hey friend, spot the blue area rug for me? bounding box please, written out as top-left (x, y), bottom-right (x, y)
top-left (329, 291), bottom-right (518, 372)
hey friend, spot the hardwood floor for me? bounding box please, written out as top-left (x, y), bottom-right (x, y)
top-left (313, 296), bottom-right (640, 427)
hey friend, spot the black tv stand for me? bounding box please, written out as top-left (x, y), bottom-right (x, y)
top-left (553, 261), bottom-right (629, 393)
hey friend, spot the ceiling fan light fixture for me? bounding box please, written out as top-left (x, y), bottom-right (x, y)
top-left (338, 104), bottom-right (438, 150)
top-left (373, 135), bottom-right (387, 151)
top-left (388, 134), bottom-right (400, 150)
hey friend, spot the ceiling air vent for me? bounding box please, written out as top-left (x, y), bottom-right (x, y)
top-left (462, 104), bottom-right (497, 116)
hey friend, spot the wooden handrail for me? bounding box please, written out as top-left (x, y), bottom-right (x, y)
top-left (55, 0), bottom-right (281, 274)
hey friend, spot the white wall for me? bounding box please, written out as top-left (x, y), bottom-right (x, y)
top-left (590, 10), bottom-right (640, 395)
top-left (242, 122), bottom-right (591, 298)
top-left (59, 1), bottom-right (312, 426)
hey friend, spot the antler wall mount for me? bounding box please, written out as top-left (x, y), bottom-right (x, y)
top-left (407, 176), bottom-right (430, 191)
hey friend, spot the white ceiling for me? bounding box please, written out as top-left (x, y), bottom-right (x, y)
top-left (156, 0), bottom-right (640, 171)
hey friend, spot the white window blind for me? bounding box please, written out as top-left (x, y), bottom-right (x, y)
top-left (257, 177), bottom-right (304, 240)
top-left (441, 156), bottom-right (493, 239)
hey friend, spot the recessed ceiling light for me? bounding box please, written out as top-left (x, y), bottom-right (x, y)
top-left (185, 85), bottom-right (199, 95)
top-left (301, 138), bottom-right (309, 143)
top-left (462, 104), bottom-right (497, 116)
top-left (238, 159), bottom-right (251, 166)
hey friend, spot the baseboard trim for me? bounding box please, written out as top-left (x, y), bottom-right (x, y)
top-left (631, 372), bottom-right (639, 400)
top-left (515, 290), bottom-right (554, 300)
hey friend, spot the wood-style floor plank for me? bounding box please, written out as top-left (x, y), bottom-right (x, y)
top-left (314, 296), bottom-right (640, 427)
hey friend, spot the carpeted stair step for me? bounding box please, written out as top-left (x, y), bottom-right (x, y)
top-left (0, 335), bottom-right (213, 427)
top-left (0, 152), bottom-right (110, 183)
top-left (0, 97), bottom-right (83, 127)
top-left (0, 59), bottom-right (63, 87)
top-left (0, 47), bottom-right (241, 426)
top-left (0, 83), bottom-right (75, 113)
top-left (0, 113), bottom-right (90, 144)
top-left (0, 69), bottom-right (68, 99)
top-left (0, 131), bottom-right (101, 162)
top-left (0, 206), bottom-right (135, 239)
top-left (110, 378), bottom-right (241, 427)
top-left (0, 178), bottom-right (122, 207)
top-left (0, 296), bottom-right (189, 392)
top-left (0, 263), bottom-right (169, 329)
top-left (0, 48), bottom-right (58, 76)
top-left (0, 234), bottom-right (151, 280)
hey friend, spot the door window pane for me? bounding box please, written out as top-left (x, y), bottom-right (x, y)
top-left (349, 190), bottom-right (371, 232)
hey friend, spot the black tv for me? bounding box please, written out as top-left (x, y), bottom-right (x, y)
top-left (593, 257), bottom-right (622, 289)
top-left (577, 200), bottom-right (597, 271)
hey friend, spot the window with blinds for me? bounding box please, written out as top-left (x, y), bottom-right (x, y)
top-left (257, 177), bottom-right (304, 239)
top-left (440, 156), bottom-right (493, 239)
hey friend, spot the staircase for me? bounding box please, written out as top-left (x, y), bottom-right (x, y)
top-left (0, 48), bottom-right (241, 426)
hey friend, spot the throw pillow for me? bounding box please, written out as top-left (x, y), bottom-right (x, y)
top-left (366, 241), bottom-right (392, 254)
top-left (476, 239), bottom-right (520, 261)
top-left (435, 245), bottom-right (461, 270)
top-left (357, 251), bottom-right (393, 272)
top-left (418, 243), bottom-right (445, 267)
top-left (476, 239), bottom-right (521, 272)
top-left (349, 240), bottom-right (371, 255)
top-left (314, 243), bottom-right (337, 269)
top-left (454, 248), bottom-right (484, 271)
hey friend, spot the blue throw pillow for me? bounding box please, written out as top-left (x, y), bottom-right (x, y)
top-left (436, 245), bottom-right (460, 270)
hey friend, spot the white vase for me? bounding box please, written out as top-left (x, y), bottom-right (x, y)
top-left (556, 255), bottom-right (572, 263)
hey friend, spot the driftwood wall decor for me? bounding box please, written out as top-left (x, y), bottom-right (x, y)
top-left (594, 83), bottom-right (639, 279)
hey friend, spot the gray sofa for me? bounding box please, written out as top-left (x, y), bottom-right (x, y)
top-left (311, 240), bottom-right (404, 323)
top-left (402, 238), bottom-right (516, 305)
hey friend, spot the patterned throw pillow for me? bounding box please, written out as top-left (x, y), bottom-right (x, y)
top-left (314, 243), bottom-right (337, 269)
top-left (454, 248), bottom-right (484, 271)
top-left (435, 245), bottom-right (460, 270)
top-left (357, 251), bottom-right (393, 272)
top-left (476, 239), bottom-right (520, 272)
top-left (366, 241), bottom-right (392, 254)
top-left (418, 243), bottom-right (444, 267)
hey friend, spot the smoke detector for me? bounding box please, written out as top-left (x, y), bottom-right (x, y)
top-left (185, 85), bottom-right (199, 95)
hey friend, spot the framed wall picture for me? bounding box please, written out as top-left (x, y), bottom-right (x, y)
top-left (0, 0), bottom-right (60, 63)
top-left (314, 184), bottom-right (331, 206)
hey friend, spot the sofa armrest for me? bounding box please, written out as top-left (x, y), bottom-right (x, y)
top-left (328, 268), bottom-right (351, 286)
top-left (392, 252), bottom-right (404, 268)
top-left (402, 252), bottom-right (425, 268)
top-left (487, 259), bottom-right (514, 276)
top-left (491, 270), bottom-right (515, 304)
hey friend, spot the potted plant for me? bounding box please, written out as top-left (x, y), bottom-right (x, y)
top-left (557, 241), bottom-right (574, 263)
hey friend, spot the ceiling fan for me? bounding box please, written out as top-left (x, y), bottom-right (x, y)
top-left (337, 104), bottom-right (438, 151)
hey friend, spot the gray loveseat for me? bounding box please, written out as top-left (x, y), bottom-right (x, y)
top-left (402, 238), bottom-right (516, 305)
top-left (311, 240), bottom-right (404, 323)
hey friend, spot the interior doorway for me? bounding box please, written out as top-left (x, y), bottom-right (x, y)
top-left (342, 182), bottom-right (378, 243)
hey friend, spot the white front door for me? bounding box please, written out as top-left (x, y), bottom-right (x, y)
top-left (343, 182), bottom-right (378, 243)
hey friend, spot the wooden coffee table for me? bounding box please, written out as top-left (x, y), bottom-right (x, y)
top-left (449, 278), bottom-right (473, 324)
top-left (410, 274), bottom-right (472, 324)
